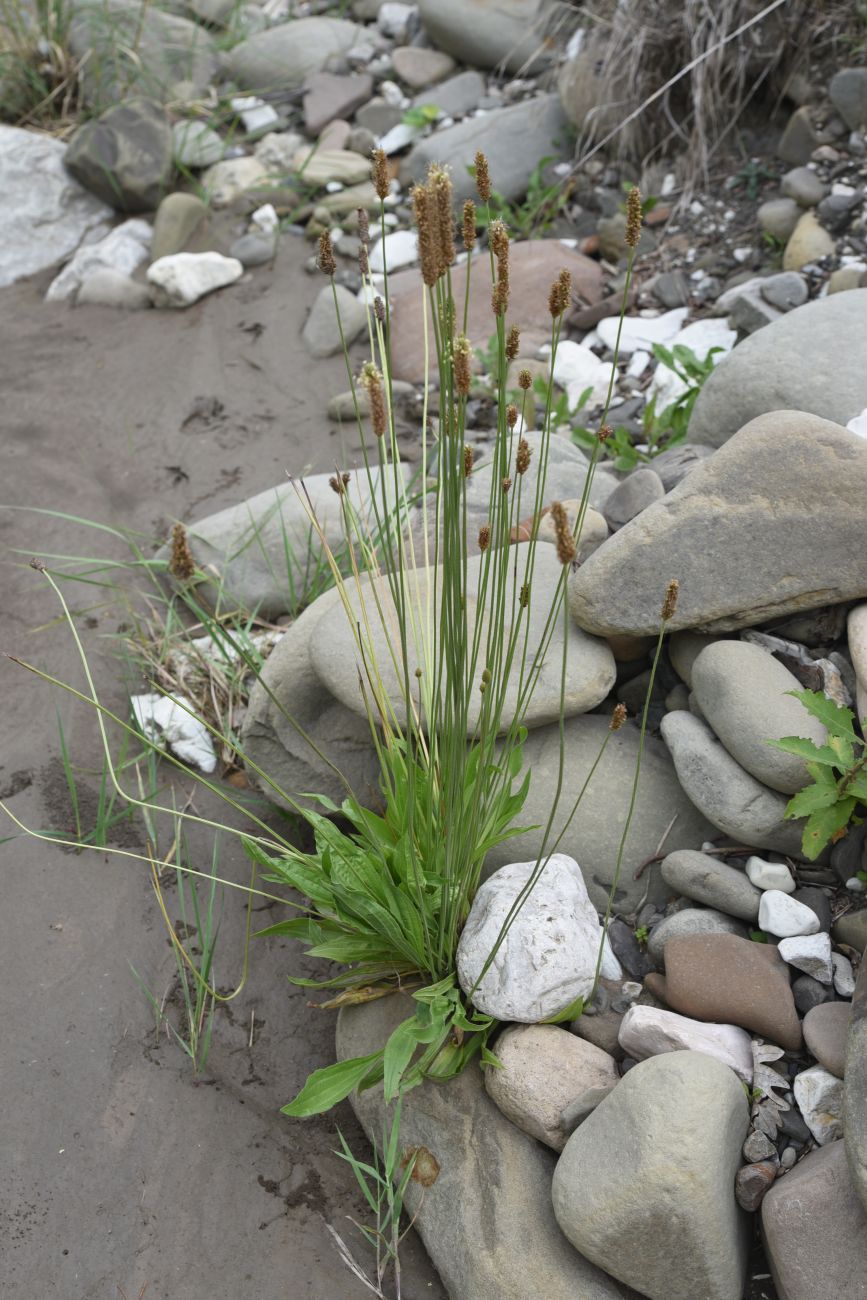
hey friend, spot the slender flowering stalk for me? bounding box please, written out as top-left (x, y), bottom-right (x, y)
top-left (462, 200), bottom-right (477, 251)
top-left (474, 150), bottom-right (491, 203)
top-left (316, 231), bottom-right (336, 277)
top-left (169, 523), bottom-right (195, 581)
top-left (371, 148), bottom-right (389, 200)
top-left (505, 325), bottom-right (520, 361)
top-left (625, 185), bottom-right (643, 248)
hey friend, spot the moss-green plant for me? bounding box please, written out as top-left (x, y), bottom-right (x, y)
top-left (769, 690), bottom-right (867, 860)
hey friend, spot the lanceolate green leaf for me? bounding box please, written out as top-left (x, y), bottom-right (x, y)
top-left (282, 1050), bottom-right (385, 1117)
top-left (801, 797), bottom-right (857, 861)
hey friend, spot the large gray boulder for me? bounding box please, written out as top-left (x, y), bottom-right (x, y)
top-left (0, 126), bottom-right (111, 288)
top-left (691, 640), bottom-right (828, 795)
top-left (660, 711), bottom-right (809, 858)
top-left (553, 1051), bottom-right (750, 1300)
top-left (158, 466), bottom-right (410, 618)
top-left (400, 94), bottom-right (570, 205)
top-left (845, 953), bottom-right (867, 1213)
top-left (69, 0), bottom-right (218, 105)
top-left (240, 588), bottom-right (381, 813)
top-left (689, 292), bottom-right (867, 447)
top-left (336, 995), bottom-right (637, 1300)
top-left (228, 17), bottom-right (360, 94)
top-left (485, 713), bottom-right (716, 914)
top-left (65, 99), bottom-right (174, 213)
top-left (310, 543), bottom-right (617, 736)
top-left (568, 411), bottom-right (867, 636)
top-left (416, 0), bottom-right (553, 74)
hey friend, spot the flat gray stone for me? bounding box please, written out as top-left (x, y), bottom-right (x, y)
top-left (65, 98), bottom-right (174, 213)
top-left (416, 0), bottom-right (552, 74)
top-left (75, 268), bottom-right (152, 309)
top-left (660, 712), bottom-right (809, 858)
top-left (553, 1051), bottom-right (750, 1300)
top-left (647, 907), bottom-right (747, 969)
top-left (414, 69), bottom-right (485, 118)
top-left (830, 67), bottom-right (867, 131)
top-left (0, 125), bottom-right (111, 289)
top-left (845, 953), bottom-right (867, 1211)
top-left (172, 120), bottom-right (224, 168)
top-left (70, 0), bottom-right (218, 105)
top-left (311, 543), bottom-right (616, 736)
top-left (150, 192), bottom-right (210, 261)
top-left (485, 714), bottom-right (716, 914)
top-left (660, 850), bottom-right (762, 922)
top-left (229, 17), bottom-right (360, 94)
top-left (301, 282), bottom-right (367, 357)
top-left (691, 640), bottom-right (828, 794)
top-left (781, 166), bottom-right (828, 207)
top-left (690, 294), bottom-right (867, 447)
top-left (763, 1140), bottom-right (867, 1300)
top-left (804, 1001), bottom-right (850, 1078)
top-left (240, 587), bottom-right (380, 812)
top-left (603, 468), bottom-right (665, 530)
top-left (400, 94), bottom-right (569, 205)
top-left (336, 995), bottom-right (637, 1300)
top-left (569, 410), bottom-right (867, 635)
top-left (757, 196), bottom-right (801, 241)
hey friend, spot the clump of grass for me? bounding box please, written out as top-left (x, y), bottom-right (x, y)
top-left (0, 0), bottom-right (79, 126)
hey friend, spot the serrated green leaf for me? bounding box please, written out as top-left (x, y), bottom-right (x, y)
top-left (801, 796), bottom-right (857, 860)
top-left (786, 689), bottom-right (855, 738)
top-left (829, 732), bottom-right (856, 767)
top-left (281, 1050), bottom-right (384, 1117)
top-left (847, 772), bottom-right (867, 801)
top-left (768, 735), bottom-right (841, 766)
top-left (784, 780), bottom-right (840, 819)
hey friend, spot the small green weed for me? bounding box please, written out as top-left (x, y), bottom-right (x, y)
top-left (769, 690), bottom-right (867, 860)
top-left (469, 156), bottom-right (571, 239)
top-left (402, 103), bottom-right (439, 130)
top-left (633, 924), bottom-right (649, 946)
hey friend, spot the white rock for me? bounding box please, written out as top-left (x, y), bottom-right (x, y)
top-left (131, 693), bottom-right (216, 772)
top-left (456, 854), bottom-right (620, 1022)
top-left (847, 408), bottom-right (867, 440)
top-left (377, 122), bottom-right (422, 154)
top-left (231, 94), bottom-right (280, 133)
top-left (201, 156), bottom-right (268, 207)
top-left (549, 339), bottom-right (611, 409)
top-left (377, 1), bottom-right (414, 37)
top-left (832, 951), bottom-right (856, 997)
top-left (778, 932), bottom-right (834, 983)
top-left (254, 130), bottom-right (304, 173)
top-left (147, 252), bottom-right (243, 308)
top-left (251, 202), bottom-right (279, 233)
top-left (46, 218), bottom-right (151, 303)
top-left (746, 856), bottom-right (796, 894)
top-left (758, 890), bottom-right (821, 938)
top-left (596, 307), bottom-right (689, 356)
top-left (0, 124), bottom-right (112, 288)
top-left (291, 147), bottom-right (371, 184)
top-left (793, 1065), bottom-right (843, 1145)
top-left (618, 1004), bottom-right (754, 1083)
top-left (646, 317), bottom-right (736, 410)
top-left (172, 120), bottom-right (224, 168)
top-left (369, 229), bottom-right (418, 272)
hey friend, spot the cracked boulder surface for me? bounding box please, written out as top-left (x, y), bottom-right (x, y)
top-left (0, 252), bottom-right (444, 1299)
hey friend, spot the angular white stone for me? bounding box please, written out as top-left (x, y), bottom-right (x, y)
top-left (369, 229), bottom-right (418, 273)
top-left (596, 307), bottom-right (688, 356)
top-left (46, 218), bottom-right (151, 302)
top-left (0, 124), bottom-right (112, 288)
top-left (746, 856), bottom-right (796, 894)
top-left (793, 1065), bottom-right (843, 1145)
top-left (147, 252), bottom-right (243, 307)
top-left (550, 339), bottom-right (612, 409)
top-left (201, 155), bottom-right (267, 208)
top-left (758, 890), bottom-right (821, 938)
top-left (832, 951), bottom-right (856, 997)
top-left (456, 854), bottom-right (620, 1022)
top-left (618, 1004), bottom-right (754, 1083)
top-left (778, 932), bottom-right (834, 983)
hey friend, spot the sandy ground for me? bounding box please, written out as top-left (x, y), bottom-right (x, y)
top-left (0, 246), bottom-right (445, 1299)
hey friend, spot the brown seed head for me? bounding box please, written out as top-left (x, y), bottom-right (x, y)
top-left (357, 208), bottom-right (369, 246)
top-left (516, 438), bottom-right (531, 475)
top-left (550, 500), bottom-right (575, 566)
top-left (625, 186), bottom-right (643, 249)
top-left (359, 241), bottom-right (369, 277)
top-left (361, 362), bottom-right (387, 437)
top-left (489, 219), bottom-right (508, 259)
top-left (374, 295), bottom-right (385, 323)
top-left (453, 334), bottom-right (472, 395)
top-left (517, 368), bottom-right (532, 391)
top-left (412, 183), bottom-right (439, 287)
top-left (169, 522), bottom-right (196, 581)
top-left (506, 403), bottom-right (518, 429)
top-left (610, 702), bottom-right (627, 731)
top-left (429, 164), bottom-right (455, 275)
top-left (371, 148), bottom-right (389, 200)
top-left (478, 523), bottom-right (491, 552)
top-left (316, 230), bottom-right (336, 277)
top-left (558, 267), bottom-right (572, 307)
top-left (505, 324), bottom-right (520, 361)
top-left (474, 150), bottom-right (491, 203)
top-left (329, 471), bottom-right (351, 496)
top-left (661, 578), bottom-right (680, 622)
top-left (463, 444), bottom-right (474, 477)
top-left (598, 423), bottom-right (614, 443)
top-left (462, 199), bottom-right (477, 252)
top-left (548, 268), bottom-right (572, 318)
top-left (502, 475), bottom-right (512, 494)
top-left (519, 581), bottom-right (530, 608)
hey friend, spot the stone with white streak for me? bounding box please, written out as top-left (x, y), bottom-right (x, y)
top-left (746, 856), bottom-right (796, 893)
top-left (618, 1004), bottom-right (753, 1083)
top-left (484, 1024), bottom-right (619, 1151)
top-left (794, 1065), bottom-right (844, 1144)
top-left (46, 218), bottom-right (151, 302)
top-left (147, 252), bottom-right (243, 307)
top-left (833, 951), bottom-right (856, 997)
top-left (779, 932), bottom-right (834, 983)
top-left (456, 854), bottom-right (620, 1022)
top-left (759, 890), bottom-right (821, 938)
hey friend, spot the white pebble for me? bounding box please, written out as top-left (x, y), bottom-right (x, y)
top-left (793, 1066), bottom-right (843, 1145)
top-left (758, 890), bottom-right (821, 938)
top-left (746, 856), bottom-right (795, 894)
top-left (832, 951), bottom-right (856, 997)
top-left (778, 932), bottom-right (833, 983)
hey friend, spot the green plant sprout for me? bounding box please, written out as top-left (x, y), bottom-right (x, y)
top-left (468, 156), bottom-right (571, 239)
top-left (769, 690), bottom-right (867, 860)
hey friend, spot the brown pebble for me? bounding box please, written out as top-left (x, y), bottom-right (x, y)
top-left (736, 1159), bottom-right (778, 1212)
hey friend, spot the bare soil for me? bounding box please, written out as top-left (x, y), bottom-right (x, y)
top-left (0, 246), bottom-right (445, 1299)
